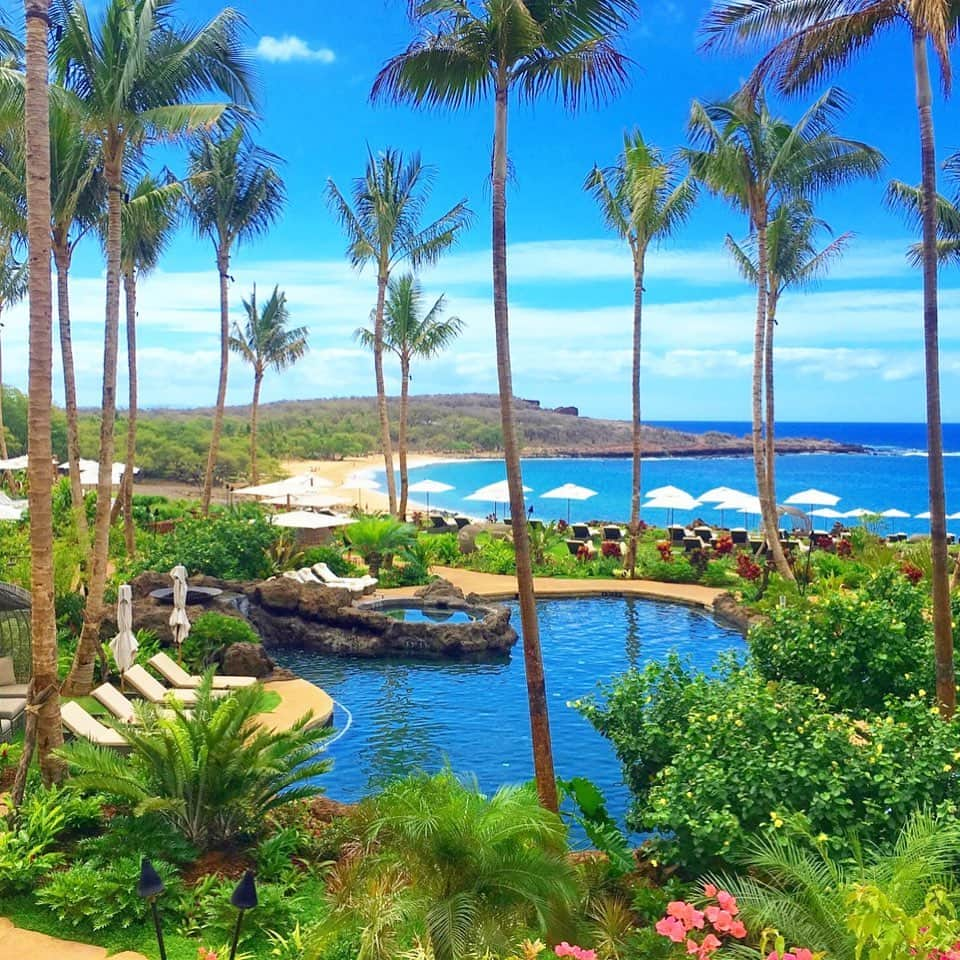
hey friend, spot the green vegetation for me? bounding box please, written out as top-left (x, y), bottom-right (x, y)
top-left (181, 611), bottom-right (262, 671)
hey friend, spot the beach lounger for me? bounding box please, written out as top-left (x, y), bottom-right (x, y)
top-left (529, 519), bottom-right (544, 531)
top-left (92, 682), bottom-right (182, 723)
top-left (0, 657), bottom-right (28, 699)
top-left (730, 528), bottom-right (748, 545)
top-left (668, 525), bottom-right (686, 544)
top-left (0, 697), bottom-right (25, 741)
top-left (602, 526), bottom-right (623, 542)
top-left (453, 516), bottom-right (471, 529)
top-left (122, 664), bottom-right (225, 706)
top-left (570, 524), bottom-right (598, 542)
top-left (682, 536), bottom-right (702, 552)
top-left (148, 652), bottom-right (256, 690)
top-left (60, 701), bottom-right (129, 750)
top-left (693, 526), bottom-right (713, 543)
top-left (311, 562), bottom-right (378, 592)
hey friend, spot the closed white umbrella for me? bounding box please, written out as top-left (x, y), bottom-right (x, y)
top-left (465, 479), bottom-right (532, 520)
top-left (408, 479), bottom-right (455, 513)
top-left (109, 584), bottom-right (138, 674)
top-left (169, 565), bottom-right (191, 663)
top-left (541, 483), bottom-right (598, 523)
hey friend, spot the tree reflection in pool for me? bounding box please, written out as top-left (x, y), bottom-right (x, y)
top-left (273, 596), bottom-right (745, 826)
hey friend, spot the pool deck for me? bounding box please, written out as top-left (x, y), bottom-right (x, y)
top-left (381, 565), bottom-right (725, 611)
top-left (257, 678), bottom-right (334, 732)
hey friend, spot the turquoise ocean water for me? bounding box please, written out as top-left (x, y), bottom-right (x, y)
top-left (387, 422), bottom-right (960, 535)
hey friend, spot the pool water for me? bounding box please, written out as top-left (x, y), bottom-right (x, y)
top-left (275, 597), bottom-right (744, 827)
top-left (382, 607), bottom-right (478, 624)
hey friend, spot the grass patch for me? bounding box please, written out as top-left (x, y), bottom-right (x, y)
top-left (257, 689), bottom-right (282, 713)
top-left (65, 696), bottom-right (109, 718)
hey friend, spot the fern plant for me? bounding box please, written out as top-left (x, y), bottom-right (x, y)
top-left (57, 678), bottom-right (332, 849)
top-left (706, 811), bottom-right (960, 960)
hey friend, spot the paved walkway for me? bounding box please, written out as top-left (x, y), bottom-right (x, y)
top-left (0, 917), bottom-right (146, 959)
top-left (383, 565), bottom-right (724, 610)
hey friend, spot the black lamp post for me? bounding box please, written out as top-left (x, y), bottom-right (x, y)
top-left (136, 858), bottom-right (167, 960)
top-left (228, 871), bottom-right (258, 960)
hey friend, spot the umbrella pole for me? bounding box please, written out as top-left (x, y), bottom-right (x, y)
top-left (567, 500), bottom-right (571, 524)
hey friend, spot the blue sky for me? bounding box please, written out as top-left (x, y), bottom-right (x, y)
top-left (4, 0), bottom-right (960, 422)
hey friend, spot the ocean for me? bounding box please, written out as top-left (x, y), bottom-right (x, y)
top-left (386, 422), bottom-right (960, 534)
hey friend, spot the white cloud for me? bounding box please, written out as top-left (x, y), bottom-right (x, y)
top-left (254, 35), bottom-right (336, 64)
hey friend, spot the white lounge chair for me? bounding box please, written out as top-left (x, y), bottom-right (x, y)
top-left (311, 562), bottom-right (377, 592)
top-left (60, 701), bottom-right (129, 750)
top-left (147, 652), bottom-right (256, 690)
top-left (122, 664), bottom-right (227, 706)
top-left (92, 682), bottom-right (181, 723)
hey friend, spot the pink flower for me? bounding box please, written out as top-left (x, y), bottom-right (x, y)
top-left (705, 907), bottom-right (735, 932)
top-left (575, 951), bottom-right (596, 960)
top-left (701, 935), bottom-right (722, 956)
top-left (197, 950), bottom-right (219, 960)
top-left (716, 891), bottom-right (739, 915)
top-left (793, 951), bottom-right (814, 960)
top-left (703, 883), bottom-right (718, 897)
top-left (729, 920), bottom-right (748, 940)
top-left (667, 901), bottom-right (705, 930)
top-left (656, 917), bottom-right (687, 943)
top-left (554, 943), bottom-right (574, 957)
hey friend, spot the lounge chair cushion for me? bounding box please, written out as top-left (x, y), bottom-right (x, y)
top-left (92, 683), bottom-right (137, 722)
top-left (123, 664), bottom-right (201, 705)
top-left (0, 658), bottom-right (16, 687)
top-left (0, 698), bottom-right (25, 720)
top-left (148, 651), bottom-right (256, 690)
top-left (60, 701), bottom-right (128, 749)
top-left (0, 684), bottom-right (29, 698)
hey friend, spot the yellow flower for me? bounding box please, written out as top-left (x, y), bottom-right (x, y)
top-left (944, 764), bottom-right (953, 773)
top-left (707, 714), bottom-right (719, 723)
top-left (817, 833), bottom-right (829, 843)
top-left (919, 688), bottom-right (927, 697)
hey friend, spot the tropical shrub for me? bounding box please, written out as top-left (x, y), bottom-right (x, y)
top-left (181, 611), bottom-right (261, 671)
top-left (317, 770), bottom-right (581, 960)
top-left (470, 533), bottom-right (517, 575)
top-left (344, 516), bottom-right (416, 577)
top-left (750, 568), bottom-right (931, 712)
top-left (75, 811), bottom-right (197, 867)
top-left (58, 680), bottom-right (332, 849)
top-left (579, 656), bottom-right (960, 874)
top-left (426, 531), bottom-right (461, 566)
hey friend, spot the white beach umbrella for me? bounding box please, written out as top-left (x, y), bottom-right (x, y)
top-left (810, 507), bottom-right (846, 519)
top-left (541, 483), bottom-right (598, 523)
top-left (271, 511), bottom-right (355, 530)
top-left (915, 511), bottom-right (932, 520)
top-left (880, 508), bottom-right (911, 519)
top-left (236, 473), bottom-right (334, 498)
top-left (714, 495), bottom-right (762, 529)
top-left (844, 508), bottom-right (874, 518)
top-left (785, 488), bottom-right (841, 511)
top-left (645, 491), bottom-right (702, 526)
top-left (646, 484), bottom-right (691, 500)
top-left (169, 565), bottom-right (191, 663)
top-left (947, 512), bottom-right (960, 520)
top-left (0, 455), bottom-right (28, 471)
top-left (408, 479), bottom-right (455, 513)
top-left (699, 486), bottom-right (750, 503)
top-left (465, 479), bottom-right (532, 520)
top-left (109, 584), bottom-right (139, 674)
top-left (264, 492), bottom-right (345, 509)
top-left (337, 475), bottom-right (381, 510)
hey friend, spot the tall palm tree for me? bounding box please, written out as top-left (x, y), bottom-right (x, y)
top-left (326, 149), bottom-right (471, 516)
top-left (372, 0), bottom-right (637, 812)
top-left (18, 0), bottom-right (64, 797)
top-left (56, 0), bottom-right (255, 697)
top-left (0, 240), bottom-right (26, 464)
top-left (584, 132), bottom-right (697, 577)
top-left (356, 273), bottom-right (464, 518)
top-left (684, 89), bottom-right (882, 582)
top-left (184, 128), bottom-right (285, 513)
top-left (700, 0), bottom-right (959, 716)
top-left (229, 284), bottom-right (308, 484)
top-left (118, 175), bottom-right (182, 555)
top-left (726, 199), bottom-right (852, 501)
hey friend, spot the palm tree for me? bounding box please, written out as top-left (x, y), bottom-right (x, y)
top-left (584, 132), bottom-right (697, 577)
top-left (118, 175), bottom-right (182, 555)
top-left (0, 240), bottom-right (26, 464)
top-left (17, 0), bottom-right (65, 797)
top-left (327, 149), bottom-right (471, 516)
top-left (56, 0), bottom-right (255, 697)
top-left (685, 89), bottom-right (882, 582)
top-left (355, 273), bottom-right (464, 518)
top-left (373, 0), bottom-right (644, 812)
top-left (700, 0), bottom-right (959, 719)
top-left (229, 284), bottom-right (309, 484)
top-left (726, 199), bottom-right (852, 504)
top-left (184, 128), bottom-right (285, 513)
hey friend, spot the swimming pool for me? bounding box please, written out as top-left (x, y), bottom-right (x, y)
top-left (274, 596), bottom-right (745, 825)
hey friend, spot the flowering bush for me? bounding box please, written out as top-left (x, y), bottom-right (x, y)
top-left (814, 535), bottom-right (835, 552)
top-left (713, 534), bottom-right (733, 556)
top-left (836, 538), bottom-right (853, 557)
top-left (900, 560), bottom-right (924, 584)
top-left (657, 541), bottom-right (673, 562)
top-left (655, 886), bottom-right (748, 959)
top-left (601, 540), bottom-right (622, 559)
top-left (577, 543), bottom-right (593, 563)
top-left (735, 553), bottom-right (762, 581)
top-left (554, 943), bottom-right (596, 960)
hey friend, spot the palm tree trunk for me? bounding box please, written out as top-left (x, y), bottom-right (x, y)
top-left (398, 354), bottom-right (410, 520)
top-left (914, 28), bottom-right (954, 718)
top-left (374, 268), bottom-right (398, 514)
top-left (493, 81), bottom-right (557, 813)
top-left (250, 370), bottom-right (262, 484)
top-left (53, 242), bottom-right (88, 543)
top-left (122, 270), bottom-right (137, 557)
top-left (764, 289), bottom-right (780, 555)
top-left (201, 248), bottom-right (231, 514)
top-left (64, 147), bottom-right (123, 696)
top-left (18, 0), bottom-right (64, 791)
top-left (754, 215), bottom-right (792, 581)
top-left (627, 255), bottom-right (644, 578)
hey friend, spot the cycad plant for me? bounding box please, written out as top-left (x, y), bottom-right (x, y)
top-left (230, 284), bottom-right (309, 484)
top-left (356, 273), bottom-right (463, 519)
top-left (344, 515), bottom-right (416, 577)
top-left (725, 198), bottom-right (851, 514)
top-left (327, 149), bottom-right (471, 517)
top-left (685, 88), bottom-right (882, 581)
top-left (707, 811), bottom-right (960, 960)
top-left (58, 678), bottom-right (331, 849)
top-left (585, 132), bottom-right (696, 577)
top-left (185, 127), bottom-right (286, 514)
top-left (373, 0), bottom-right (637, 813)
top-left (321, 770), bottom-right (581, 960)
top-left (701, 0), bottom-right (959, 718)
